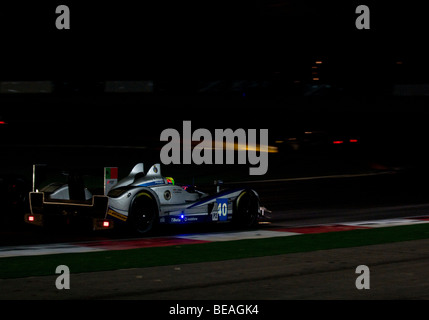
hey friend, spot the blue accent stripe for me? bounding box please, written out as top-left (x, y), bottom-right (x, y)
top-left (187, 188), bottom-right (242, 209)
top-left (137, 180), bottom-right (165, 187)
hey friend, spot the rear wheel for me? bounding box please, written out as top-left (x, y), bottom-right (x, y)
top-left (128, 192), bottom-right (158, 234)
top-left (233, 190), bottom-right (259, 228)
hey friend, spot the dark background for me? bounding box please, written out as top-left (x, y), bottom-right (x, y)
top-left (2, 3), bottom-right (429, 309)
top-left (1, 0), bottom-right (429, 183)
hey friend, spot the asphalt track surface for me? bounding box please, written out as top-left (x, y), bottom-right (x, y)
top-left (3, 239), bottom-right (429, 300)
top-left (2, 170), bottom-right (429, 300)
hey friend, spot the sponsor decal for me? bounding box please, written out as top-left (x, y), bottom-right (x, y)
top-left (164, 190), bottom-right (172, 201)
top-left (104, 167), bottom-right (118, 195)
top-left (107, 208), bottom-right (127, 221)
top-left (169, 216), bottom-right (201, 223)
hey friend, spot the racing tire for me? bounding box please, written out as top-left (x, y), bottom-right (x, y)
top-left (128, 192), bottom-right (158, 235)
top-left (233, 190), bottom-right (259, 228)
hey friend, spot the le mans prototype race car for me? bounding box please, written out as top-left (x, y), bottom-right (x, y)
top-left (25, 163), bottom-right (266, 234)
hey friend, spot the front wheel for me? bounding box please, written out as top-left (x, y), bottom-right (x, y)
top-left (128, 192), bottom-right (158, 234)
top-left (233, 190), bottom-right (259, 228)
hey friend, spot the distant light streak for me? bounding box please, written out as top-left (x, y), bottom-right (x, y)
top-left (193, 141), bottom-right (279, 153)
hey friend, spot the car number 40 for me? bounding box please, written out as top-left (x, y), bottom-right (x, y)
top-left (213, 199), bottom-right (228, 222)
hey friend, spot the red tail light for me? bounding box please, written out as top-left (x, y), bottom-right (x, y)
top-left (93, 219), bottom-right (113, 230)
top-left (349, 139), bottom-right (358, 143)
top-left (333, 140), bottom-right (343, 144)
top-left (25, 213), bottom-right (43, 226)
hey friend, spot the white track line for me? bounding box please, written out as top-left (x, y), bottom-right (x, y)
top-left (0, 243), bottom-right (104, 258)
top-left (177, 230), bottom-right (300, 242)
top-left (2, 213), bottom-right (429, 258)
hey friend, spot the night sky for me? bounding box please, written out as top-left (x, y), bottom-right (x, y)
top-left (1, 1), bottom-right (429, 173)
top-left (0, 1), bottom-right (426, 79)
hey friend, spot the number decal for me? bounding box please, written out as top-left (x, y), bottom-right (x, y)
top-left (212, 208), bottom-right (219, 221)
top-left (216, 199), bottom-right (228, 221)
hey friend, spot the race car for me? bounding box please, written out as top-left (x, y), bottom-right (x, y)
top-left (25, 163), bottom-right (266, 234)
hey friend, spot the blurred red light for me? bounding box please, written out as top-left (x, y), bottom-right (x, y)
top-left (349, 139), bottom-right (358, 143)
top-left (28, 215), bottom-right (35, 222)
top-left (333, 140), bottom-right (343, 144)
top-left (103, 221), bottom-right (110, 228)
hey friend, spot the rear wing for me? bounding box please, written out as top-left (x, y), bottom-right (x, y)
top-left (26, 164), bottom-right (115, 230)
top-left (32, 164), bottom-right (119, 196)
top-left (29, 192), bottom-right (109, 217)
